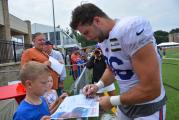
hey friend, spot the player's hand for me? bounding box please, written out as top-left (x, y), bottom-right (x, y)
top-left (40, 115), bottom-right (50, 120)
top-left (82, 84), bottom-right (98, 98)
top-left (98, 96), bottom-right (113, 111)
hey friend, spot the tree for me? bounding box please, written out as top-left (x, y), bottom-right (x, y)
top-left (154, 30), bottom-right (169, 44)
top-left (70, 29), bottom-right (96, 47)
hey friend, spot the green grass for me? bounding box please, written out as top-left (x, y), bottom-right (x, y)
top-left (161, 47), bottom-right (179, 58)
top-left (63, 69), bottom-right (75, 94)
top-left (162, 59), bottom-right (179, 120)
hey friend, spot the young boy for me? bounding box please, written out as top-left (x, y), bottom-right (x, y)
top-left (13, 61), bottom-right (67, 120)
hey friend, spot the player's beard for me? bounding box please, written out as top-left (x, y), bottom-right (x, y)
top-left (96, 27), bottom-right (109, 43)
top-left (92, 24), bottom-right (108, 43)
top-left (98, 31), bottom-right (108, 43)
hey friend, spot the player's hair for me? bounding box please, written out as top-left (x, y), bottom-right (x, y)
top-left (32, 32), bottom-right (44, 42)
top-left (20, 61), bottom-right (50, 85)
top-left (70, 3), bottom-right (109, 30)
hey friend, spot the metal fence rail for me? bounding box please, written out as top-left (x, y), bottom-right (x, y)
top-left (71, 66), bottom-right (92, 95)
top-left (0, 40), bottom-right (32, 64)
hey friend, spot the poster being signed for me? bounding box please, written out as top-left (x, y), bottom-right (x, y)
top-left (51, 94), bottom-right (99, 119)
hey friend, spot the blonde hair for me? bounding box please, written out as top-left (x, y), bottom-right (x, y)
top-left (20, 61), bottom-right (50, 85)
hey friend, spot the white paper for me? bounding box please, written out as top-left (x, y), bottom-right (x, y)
top-left (49, 56), bottom-right (64, 75)
top-left (51, 94), bottom-right (99, 119)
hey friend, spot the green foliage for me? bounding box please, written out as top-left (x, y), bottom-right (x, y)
top-left (154, 30), bottom-right (169, 44)
top-left (71, 29), bottom-right (97, 47)
top-left (154, 30), bottom-right (169, 36)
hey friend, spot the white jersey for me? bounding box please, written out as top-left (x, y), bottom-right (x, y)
top-left (98, 16), bottom-right (165, 104)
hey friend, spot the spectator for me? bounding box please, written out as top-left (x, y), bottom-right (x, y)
top-left (86, 48), bottom-right (116, 96)
top-left (43, 40), bottom-right (67, 96)
top-left (70, 47), bottom-right (81, 80)
top-left (43, 76), bottom-right (58, 107)
top-left (13, 61), bottom-right (67, 120)
top-left (162, 47), bottom-right (166, 57)
top-left (44, 76), bottom-right (68, 111)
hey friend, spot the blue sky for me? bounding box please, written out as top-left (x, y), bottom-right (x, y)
top-left (8, 0), bottom-right (179, 32)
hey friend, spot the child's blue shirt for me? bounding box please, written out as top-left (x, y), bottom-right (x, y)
top-left (13, 96), bottom-right (50, 120)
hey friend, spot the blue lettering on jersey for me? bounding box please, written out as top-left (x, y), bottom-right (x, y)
top-left (105, 56), bottom-right (134, 80)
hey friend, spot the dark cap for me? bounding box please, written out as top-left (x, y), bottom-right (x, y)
top-left (72, 47), bottom-right (79, 51)
top-left (45, 41), bottom-right (53, 45)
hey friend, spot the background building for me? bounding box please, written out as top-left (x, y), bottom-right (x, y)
top-left (169, 33), bottom-right (179, 43)
top-left (0, 0), bottom-right (31, 43)
top-left (0, 0), bottom-right (32, 63)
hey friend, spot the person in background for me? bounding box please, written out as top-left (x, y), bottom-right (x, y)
top-left (21, 32), bottom-right (59, 90)
top-left (44, 76), bottom-right (68, 109)
top-left (162, 47), bottom-right (166, 58)
top-left (43, 41), bottom-right (67, 96)
top-left (86, 46), bottom-right (116, 96)
top-left (43, 76), bottom-right (58, 107)
top-left (70, 47), bottom-right (81, 80)
top-left (70, 3), bottom-right (166, 120)
top-left (13, 61), bottom-right (67, 120)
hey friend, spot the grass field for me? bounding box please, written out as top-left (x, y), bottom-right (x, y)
top-left (162, 47), bottom-right (179, 120)
top-left (63, 47), bottom-right (179, 120)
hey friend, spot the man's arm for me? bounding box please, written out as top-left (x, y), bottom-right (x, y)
top-left (21, 50), bottom-right (30, 65)
top-left (82, 66), bottom-right (115, 97)
top-left (100, 67), bottom-right (115, 86)
top-left (120, 43), bottom-right (161, 105)
top-left (57, 52), bottom-right (65, 64)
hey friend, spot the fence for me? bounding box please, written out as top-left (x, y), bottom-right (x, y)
top-left (71, 66), bottom-right (92, 95)
top-left (0, 40), bottom-right (32, 64)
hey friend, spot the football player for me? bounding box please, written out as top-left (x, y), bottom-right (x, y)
top-left (70, 3), bottom-right (166, 120)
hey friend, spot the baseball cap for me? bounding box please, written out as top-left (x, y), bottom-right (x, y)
top-left (45, 41), bottom-right (53, 45)
top-left (72, 47), bottom-right (79, 51)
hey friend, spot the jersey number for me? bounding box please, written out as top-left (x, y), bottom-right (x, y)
top-left (106, 56), bottom-right (134, 80)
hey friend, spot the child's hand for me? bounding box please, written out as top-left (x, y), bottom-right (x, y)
top-left (40, 115), bottom-right (50, 120)
top-left (60, 92), bottom-right (68, 100)
top-left (44, 60), bottom-right (51, 66)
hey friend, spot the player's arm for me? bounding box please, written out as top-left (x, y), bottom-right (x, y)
top-left (120, 42), bottom-right (161, 105)
top-left (83, 66), bottom-right (115, 97)
top-left (100, 66), bottom-right (115, 86)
